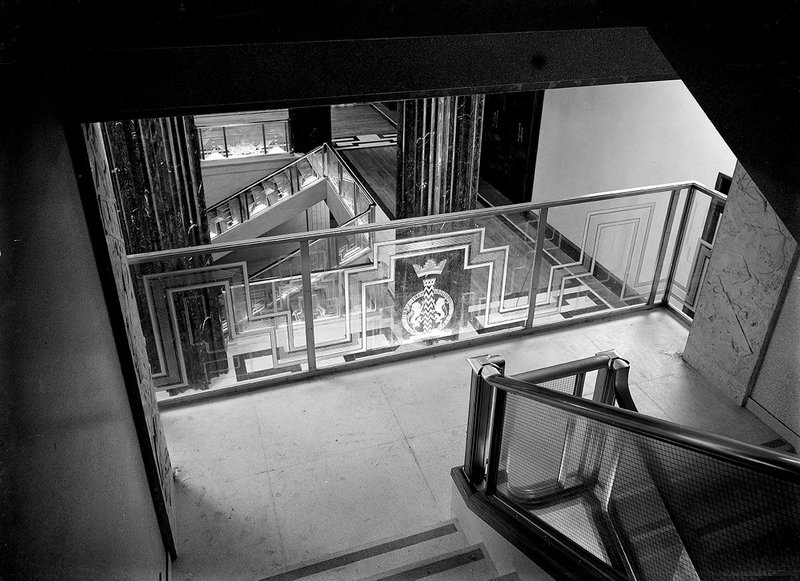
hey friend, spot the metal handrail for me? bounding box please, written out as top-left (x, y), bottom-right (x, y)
top-left (128, 180), bottom-right (725, 264)
top-left (485, 374), bottom-right (800, 483)
top-left (510, 353), bottom-right (616, 386)
top-left (206, 144), bottom-right (325, 213)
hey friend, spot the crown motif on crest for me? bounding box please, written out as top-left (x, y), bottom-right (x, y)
top-left (413, 258), bottom-right (447, 278)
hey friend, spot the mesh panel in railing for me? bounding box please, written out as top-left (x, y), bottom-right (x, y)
top-left (536, 376), bottom-right (578, 395)
top-left (633, 439), bottom-right (800, 580)
top-left (498, 394), bottom-right (618, 567)
top-left (495, 391), bottom-right (800, 581)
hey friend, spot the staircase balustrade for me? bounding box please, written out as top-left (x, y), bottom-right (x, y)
top-left (126, 181), bottom-right (726, 398)
top-left (458, 354), bottom-right (800, 581)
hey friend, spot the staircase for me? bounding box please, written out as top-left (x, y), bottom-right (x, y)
top-left (461, 354), bottom-right (800, 581)
top-left (258, 520), bottom-right (519, 581)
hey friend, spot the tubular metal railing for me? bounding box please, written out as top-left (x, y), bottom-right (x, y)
top-left (127, 180), bottom-right (726, 397)
top-left (461, 355), bottom-right (800, 581)
top-left (206, 143), bottom-right (374, 241)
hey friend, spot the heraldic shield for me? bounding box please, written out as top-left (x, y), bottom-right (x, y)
top-left (395, 248), bottom-right (470, 342)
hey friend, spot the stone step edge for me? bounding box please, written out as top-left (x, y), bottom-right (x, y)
top-left (257, 520), bottom-right (465, 581)
top-left (362, 543), bottom-right (495, 581)
top-left (489, 574), bottom-right (521, 581)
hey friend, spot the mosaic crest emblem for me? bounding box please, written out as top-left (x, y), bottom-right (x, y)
top-left (401, 258), bottom-right (455, 336)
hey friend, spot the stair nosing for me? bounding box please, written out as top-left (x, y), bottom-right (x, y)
top-left (363, 543), bottom-right (494, 581)
top-left (257, 520), bottom-right (464, 581)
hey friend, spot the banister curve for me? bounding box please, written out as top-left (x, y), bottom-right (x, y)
top-left (485, 374), bottom-right (800, 483)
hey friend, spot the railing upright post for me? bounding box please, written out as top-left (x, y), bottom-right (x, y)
top-left (485, 380), bottom-right (508, 495)
top-left (300, 240), bottom-right (317, 372)
top-left (609, 357), bottom-right (636, 412)
top-left (592, 350), bottom-right (617, 405)
top-left (525, 208), bottom-right (549, 328)
top-left (238, 195), bottom-right (247, 223)
top-left (648, 187), bottom-right (682, 305)
top-left (464, 355), bottom-right (505, 487)
top-left (663, 185), bottom-right (697, 305)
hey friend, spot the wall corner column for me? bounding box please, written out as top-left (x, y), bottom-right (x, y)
top-left (683, 162), bottom-right (798, 406)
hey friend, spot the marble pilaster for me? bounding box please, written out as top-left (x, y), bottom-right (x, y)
top-left (683, 162), bottom-right (797, 404)
top-left (396, 95), bottom-right (485, 218)
top-left (83, 122), bottom-right (177, 541)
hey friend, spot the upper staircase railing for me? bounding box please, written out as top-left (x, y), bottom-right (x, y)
top-left (206, 145), bottom-right (325, 240)
top-left (206, 143), bottom-right (374, 240)
top-left (458, 354), bottom-right (800, 581)
top-left (249, 206), bottom-right (374, 281)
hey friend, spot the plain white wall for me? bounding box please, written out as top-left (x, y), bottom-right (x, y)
top-left (749, 268), bottom-right (800, 447)
top-left (531, 80), bottom-right (736, 294)
top-left (0, 92), bottom-right (169, 580)
top-left (533, 80), bottom-right (736, 201)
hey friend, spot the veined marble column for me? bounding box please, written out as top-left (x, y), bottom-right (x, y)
top-left (396, 95), bottom-right (485, 218)
top-left (683, 162), bottom-right (798, 404)
top-left (100, 117), bottom-right (226, 391)
top-left (103, 117), bottom-right (209, 252)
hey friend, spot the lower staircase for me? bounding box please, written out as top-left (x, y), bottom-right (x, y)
top-left (258, 520), bottom-right (519, 581)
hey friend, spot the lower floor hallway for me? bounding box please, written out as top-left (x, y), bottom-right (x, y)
top-left (161, 310), bottom-right (784, 580)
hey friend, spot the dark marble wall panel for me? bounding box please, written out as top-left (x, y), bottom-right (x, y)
top-left (82, 122), bottom-right (176, 547)
top-left (684, 162), bottom-right (797, 404)
top-left (102, 116), bottom-right (228, 390)
top-left (102, 117), bottom-right (208, 253)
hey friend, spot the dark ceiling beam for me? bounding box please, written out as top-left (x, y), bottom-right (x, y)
top-left (10, 1), bottom-right (797, 237)
top-left (52, 28), bottom-right (675, 121)
top-left (640, 5), bottom-right (800, 241)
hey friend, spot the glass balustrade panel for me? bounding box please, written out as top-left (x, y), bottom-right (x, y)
top-left (130, 244), bottom-right (312, 401)
top-left (263, 120), bottom-right (290, 154)
top-left (339, 176), bottom-right (357, 215)
top-left (534, 192), bottom-right (670, 325)
top-left (307, 148), bottom-right (325, 180)
top-left (667, 190), bottom-right (724, 318)
top-left (199, 126), bottom-right (226, 160)
top-left (649, 188), bottom-right (689, 304)
top-left (224, 124), bottom-right (266, 158)
top-left (305, 211), bottom-right (536, 369)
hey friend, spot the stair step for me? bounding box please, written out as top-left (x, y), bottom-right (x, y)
top-left (489, 574), bottom-right (521, 581)
top-left (258, 521), bottom-right (468, 581)
top-left (364, 544), bottom-right (498, 581)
